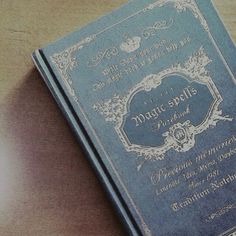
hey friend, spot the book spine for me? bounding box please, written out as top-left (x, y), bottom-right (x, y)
top-left (31, 49), bottom-right (141, 236)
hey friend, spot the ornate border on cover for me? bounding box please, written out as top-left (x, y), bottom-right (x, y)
top-left (144, 0), bottom-right (209, 31)
top-left (50, 0), bottom-right (213, 106)
top-left (49, 1), bottom-right (235, 235)
top-left (50, 35), bottom-right (96, 101)
top-left (93, 47), bottom-right (233, 161)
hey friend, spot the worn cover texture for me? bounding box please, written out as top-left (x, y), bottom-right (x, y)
top-left (33, 0), bottom-right (236, 235)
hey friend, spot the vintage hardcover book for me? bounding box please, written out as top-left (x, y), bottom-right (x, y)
top-left (32, 0), bottom-right (236, 235)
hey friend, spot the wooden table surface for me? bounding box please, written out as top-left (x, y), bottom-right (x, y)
top-left (0, 1), bottom-right (235, 235)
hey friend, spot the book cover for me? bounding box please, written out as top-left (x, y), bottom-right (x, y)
top-left (32, 0), bottom-right (236, 235)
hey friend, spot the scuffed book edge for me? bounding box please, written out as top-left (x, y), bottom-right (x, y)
top-left (31, 49), bottom-right (141, 236)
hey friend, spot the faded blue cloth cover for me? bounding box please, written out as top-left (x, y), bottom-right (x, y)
top-left (32, 0), bottom-right (236, 235)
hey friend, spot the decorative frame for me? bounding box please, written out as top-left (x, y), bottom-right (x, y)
top-left (93, 47), bottom-right (233, 161)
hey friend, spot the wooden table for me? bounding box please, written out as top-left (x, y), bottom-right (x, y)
top-left (0, 1), bottom-right (235, 235)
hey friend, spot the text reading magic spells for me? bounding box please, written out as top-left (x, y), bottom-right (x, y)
top-left (132, 85), bottom-right (197, 127)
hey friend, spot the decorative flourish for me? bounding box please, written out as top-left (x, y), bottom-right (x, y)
top-left (183, 46), bottom-right (212, 79)
top-left (87, 47), bottom-right (119, 67)
top-left (50, 35), bottom-right (96, 100)
top-left (142, 18), bottom-right (174, 39)
top-left (206, 203), bottom-right (236, 223)
top-left (144, 0), bottom-right (209, 32)
top-left (174, 0), bottom-right (209, 31)
top-left (120, 34), bottom-right (142, 53)
top-left (94, 47), bottom-right (233, 163)
top-left (93, 94), bottom-right (126, 123)
top-left (208, 109), bottom-right (233, 125)
top-left (163, 121), bottom-right (196, 152)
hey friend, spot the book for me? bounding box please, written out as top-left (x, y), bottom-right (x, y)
top-left (32, 0), bottom-right (236, 235)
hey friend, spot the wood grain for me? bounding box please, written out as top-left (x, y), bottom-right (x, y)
top-left (0, 1), bottom-right (235, 235)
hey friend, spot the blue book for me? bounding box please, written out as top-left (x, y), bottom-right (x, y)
top-left (32, 0), bottom-right (236, 235)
